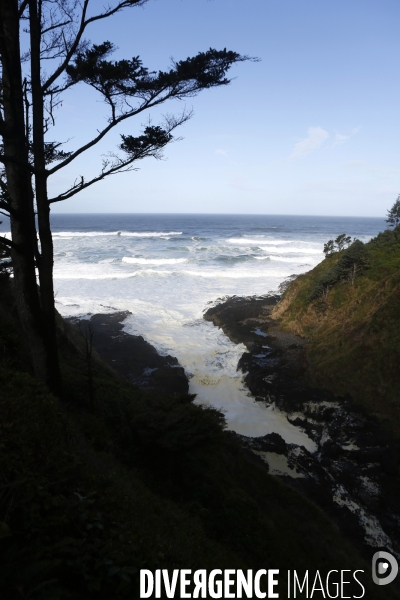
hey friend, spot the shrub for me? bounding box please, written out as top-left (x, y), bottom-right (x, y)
top-left (311, 240), bottom-right (370, 300)
top-left (323, 233), bottom-right (352, 257)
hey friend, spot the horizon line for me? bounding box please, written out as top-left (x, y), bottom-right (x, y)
top-left (48, 212), bottom-right (386, 219)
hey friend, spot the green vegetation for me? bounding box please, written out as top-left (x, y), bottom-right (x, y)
top-left (273, 225), bottom-right (400, 437)
top-left (386, 195), bottom-right (400, 228)
top-left (0, 279), bottom-right (393, 599)
top-left (311, 239), bottom-right (371, 300)
top-left (323, 233), bottom-right (352, 257)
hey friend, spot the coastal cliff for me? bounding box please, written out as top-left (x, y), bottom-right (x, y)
top-left (202, 226), bottom-right (400, 568)
top-left (272, 225), bottom-right (400, 437)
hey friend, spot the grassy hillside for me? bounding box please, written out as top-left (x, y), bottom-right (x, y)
top-left (273, 226), bottom-right (400, 437)
top-left (0, 279), bottom-right (396, 598)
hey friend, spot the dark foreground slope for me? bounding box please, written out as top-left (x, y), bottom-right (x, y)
top-left (0, 280), bottom-right (397, 599)
top-left (272, 226), bottom-right (400, 438)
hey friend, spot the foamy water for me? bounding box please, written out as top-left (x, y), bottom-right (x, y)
top-left (3, 214), bottom-right (383, 449)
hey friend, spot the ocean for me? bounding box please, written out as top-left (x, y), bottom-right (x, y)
top-left (1, 214), bottom-right (385, 447)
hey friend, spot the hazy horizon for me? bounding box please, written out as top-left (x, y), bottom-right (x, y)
top-left (49, 212), bottom-right (387, 218)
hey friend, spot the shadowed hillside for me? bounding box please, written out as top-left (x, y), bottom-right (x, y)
top-left (0, 277), bottom-right (396, 598)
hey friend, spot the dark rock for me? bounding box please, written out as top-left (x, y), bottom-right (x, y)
top-left (67, 312), bottom-right (189, 396)
top-left (258, 432), bottom-right (288, 455)
top-left (380, 446), bottom-right (399, 476)
top-left (321, 440), bottom-right (343, 459)
top-left (203, 292), bottom-right (400, 559)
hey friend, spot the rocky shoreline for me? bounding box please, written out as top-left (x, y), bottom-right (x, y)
top-left (204, 293), bottom-right (400, 560)
top-left (67, 312), bottom-right (189, 397)
top-left (68, 301), bottom-right (400, 561)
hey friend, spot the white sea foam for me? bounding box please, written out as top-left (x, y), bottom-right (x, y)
top-left (192, 375), bottom-right (316, 449)
top-left (48, 214), bottom-right (383, 445)
top-left (259, 246), bottom-right (322, 254)
top-left (54, 265), bottom-right (290, 280)
top-left (53, 265), bottom-right (177, 279)
top-left (269, 255), bottom-right (316, 263)
top-left (55, 270), bottom-right (136, 280)
top-left (228, 238), bottom-right (301, 245)
top-left (180, 269), bottom-right (289, 278)
top-left (51, 217), bottom-right (305, 442)
top-left (53, 230), bottom-right (182, 238)
top-left (227, 238), bottom-right (322, 255)
top-left (122, 257), bottom-right (187, 265)
top-left (253, 451), bottom-right (306, 477)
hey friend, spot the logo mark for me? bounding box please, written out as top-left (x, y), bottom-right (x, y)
top-left (372, 551), bottom-right (398, 586)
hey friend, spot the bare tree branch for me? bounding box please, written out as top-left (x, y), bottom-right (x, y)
top-left (0, 235), bottom-right (15, 249)
top-left (43, 0), bottom-right (149, 93)
top-left (42, 18), bottom-right (74, 36)
top-left (18, 0), bottom-right (30, 18)
top-left (44, 45), bottom-right (253, 173)
top-left (42, 0), bottom-right (89, 92)
top-left (49, 112), bottom-right (190, 202)
top-left (47, 94), bottom-right (163, 175)
top-left (0, 200), bottom-right (11, 214)
top-left (49, 162), bottom-right (137, 202)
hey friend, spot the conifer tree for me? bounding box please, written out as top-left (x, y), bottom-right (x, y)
top-left (386, 195), bottom-right (400, 228)
top-left (0, 0), bottom-right (251, 393)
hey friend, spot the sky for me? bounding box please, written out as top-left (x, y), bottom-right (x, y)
top-left (45, 0), bottom-right (400, 216)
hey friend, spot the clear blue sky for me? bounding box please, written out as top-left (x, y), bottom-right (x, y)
top-left (48, 0), bottom-right (400, 216)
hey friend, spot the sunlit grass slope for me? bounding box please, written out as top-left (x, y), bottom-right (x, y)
top-left (273, 226), bottom-right (400, 437)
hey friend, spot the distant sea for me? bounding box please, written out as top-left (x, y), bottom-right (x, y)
top-left (0, 213), bottom-right (385, 444)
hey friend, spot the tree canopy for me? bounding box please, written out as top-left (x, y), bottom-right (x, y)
top-left (323, 233), bottom-right (352, 257)
top-left (386, 195), bottom-right (400, 228)
top-left (0, 0), bottom-right (252, 393)
top-left (312, 239), bottom-right (370, 300)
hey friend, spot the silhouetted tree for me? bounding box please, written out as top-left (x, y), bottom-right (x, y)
top-left (323, 233), bottom-right (351, 257)
top-left (323, 240), bottom-right (336, 257)
top-left (386, 195), bottom-right (400, 228)
top-left (0, 0), bottom-right (252, 393)
top-left (334, 233), bottom-right (352, 251)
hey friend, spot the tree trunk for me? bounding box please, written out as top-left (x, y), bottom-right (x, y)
top-left (29, 0), bottom-right (62, 394)
top-left (0, 0), bottom-right (60, 393)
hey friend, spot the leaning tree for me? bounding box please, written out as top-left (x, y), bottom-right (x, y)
top-left (386, 195), bottom-right (400, 228)
top-left (0, 0), bottom-right (251, 394)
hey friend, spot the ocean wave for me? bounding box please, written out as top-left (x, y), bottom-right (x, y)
top-left (52, 230), bottom-right (182, 238)
top-left (227, 239), bottom-right (322, 254)
top-left (269, 256), bottom-right (315, 263)
top-left (54, 271), bottom-right (138, 280)
top-left (215, 255), bottom-right (251, 263)
top-left (122, 257), bottom-right (187, 265)
top-left (227, 238), bottom-right (302, 245)
top-left (54, 268), bottom-right (181, 280)
top-left (260, 246), bottom-right (322, 254)
top-left (179, 269), bottom-right (289, 279)
top-left (54, 266), bottom-right (289, 280)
